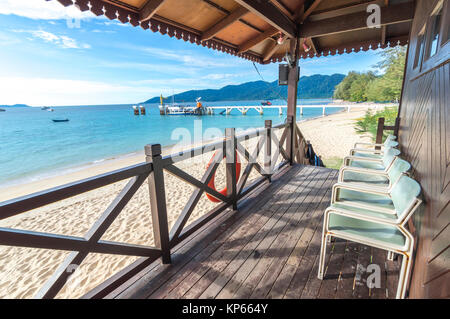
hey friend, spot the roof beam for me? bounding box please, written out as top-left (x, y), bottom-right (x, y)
top-left (262, 39), bottom-right (278, 62)
top-left (309, 38), bottom-right (319, 55)
top-left (201, 6), bottom-right (248, 41)
top-left (262, 36), bottom-right (286, 62)
top-left (296, 0), bottom-right (323, 23)
top-left (234, 0), bottom-right (297, 38)
top-left (299, 2), bottom-right (415, 38)
top-left (308, 0), bottom-right (384, 21)
top-left (269, 0), bottom-right (295, 20)
top-left (381, 0), bottom-right (389, 45)
top-left (238, 0), bottom-right (306, 54)
top-left (139, 0), bottom-right (166, 22)
top-left (238, 26), bottom-right (279, 53)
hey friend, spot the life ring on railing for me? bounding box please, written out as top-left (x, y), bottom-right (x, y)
top-left (205, 151), bottom-right (241, 203)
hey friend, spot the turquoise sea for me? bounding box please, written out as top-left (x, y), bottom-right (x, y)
top-left (0, 99), bottom-right (341, 187)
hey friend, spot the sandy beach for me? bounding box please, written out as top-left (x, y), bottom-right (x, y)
top-left (0, 107), bottom-right (373, 298)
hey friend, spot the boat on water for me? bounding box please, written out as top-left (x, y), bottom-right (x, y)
top-left (0, 108), bottom-right (5, 112)
top-left (261, 100), bottom-right (272, 106)
top-left (52, 119), bottom-right (69, 122)
top-left (41, 106), bottom-right (54, 111)
top-left (159, 96), bottom-right (206, 115)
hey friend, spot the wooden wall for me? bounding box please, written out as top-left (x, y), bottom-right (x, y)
top-left (399, 0), bottom-right (450, 299)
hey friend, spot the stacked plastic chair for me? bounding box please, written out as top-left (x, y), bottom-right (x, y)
top-left (317, 135), bottom-right (423, 299)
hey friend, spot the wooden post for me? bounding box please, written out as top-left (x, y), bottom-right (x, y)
top-left (145, 144), bottom-right (171, 264)
top-left (394, 117), bottom-right (400, 138)
top-left (225, 128), bottom-right (237, 210)
top-left (265, 120), bottom-right (272, 181)
top-left (286, 37), bottom-right (300, 165)
top-left (375, 117), bottom-right (385, 150)
top-left (286, 115), bottom-right (295, 165)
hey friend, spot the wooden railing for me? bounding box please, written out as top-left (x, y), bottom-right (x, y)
top-left (0, 118), bottom-right (309, 299)
top-left (376, 116), bottom-right (400, 145)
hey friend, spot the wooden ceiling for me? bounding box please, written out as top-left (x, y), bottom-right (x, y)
top-left (49, 0), bottom-right (415, 63)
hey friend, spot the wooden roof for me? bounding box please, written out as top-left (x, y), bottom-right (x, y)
top-left (51, 0), bottom-right (415, 63)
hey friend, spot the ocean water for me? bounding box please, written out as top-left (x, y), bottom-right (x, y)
top-left (0, 99), bottom-right (340, 187)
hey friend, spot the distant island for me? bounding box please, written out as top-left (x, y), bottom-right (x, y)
top-left (143, 74), bottom-right (345, 104)
top-left (0, 104), bottom-right (30, 108)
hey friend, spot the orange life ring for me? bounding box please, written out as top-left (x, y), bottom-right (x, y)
top-left (205, 150), bottom-right (241, 202)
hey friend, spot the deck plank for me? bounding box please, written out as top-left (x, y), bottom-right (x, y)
top-left (196, 166), bottom-right (321, 299)
top-left (117, 165), bottom-right (297, 298)
top-left (283, 172), bottom-right (338, 299)
top-left (231, 168), bottom-right (327, 299)
top-left (111, 165), bottom-right (399, 300)
top-left (334, 241), bottom-right (361, 298)
top-left (247, 169), bottom-right (333, 298)
top-left (259, 169), bottom-right (338, 299)
top-left (316, 239), bottom-right (347, 298)
top-left (370, 247), bottom-right (388, 299)
top-left (346, 243), bottom-right (372, 299)
top-left (166, 166), bottom-right (311, 299)
top-left (202, 167), bottom-right (320, 299)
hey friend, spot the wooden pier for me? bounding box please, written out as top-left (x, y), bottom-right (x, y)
top-left (203, 103), bottom-right (398, 116)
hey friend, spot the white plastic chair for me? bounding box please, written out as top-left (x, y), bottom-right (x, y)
top-left (318, 174), bottom-right (422, 299)
top-left (338, 157), bottom-right (411, 191)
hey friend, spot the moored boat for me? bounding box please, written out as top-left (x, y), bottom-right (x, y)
top-left (52, 119), bottom-right (69, 122)
top-left (159, 97), bottom-right (206, 115)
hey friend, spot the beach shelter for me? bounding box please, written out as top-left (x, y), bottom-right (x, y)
top-left (8, 0), bottom-right (449, 298)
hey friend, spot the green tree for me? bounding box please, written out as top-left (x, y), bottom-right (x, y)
top-left (349, 72), bottom-right (377, 102)
top-left (333, 71), bottom-right (359, 100)
top-left (366, 47), bottom-right (406, 102)
top-left (355, 106), bottom-right (399, 141)
top-left (334, 46), bottom-right (407, 102)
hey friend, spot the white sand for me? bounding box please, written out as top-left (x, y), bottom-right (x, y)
top-left (298, 107), bottom-right (373, 159)
top-left (0, 107), bottom-right (373, 298)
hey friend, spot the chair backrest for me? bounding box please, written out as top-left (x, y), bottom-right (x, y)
top-left (384, 139), bottom-right (399, 148)
top-left (382, 147), bottom-right (401, 168)
top-left (387, 158), bottom-right (411, 183)
top-left (386, 134), bottom-right (397, 141)
top-left (391, 175), bottom-right (421, 220)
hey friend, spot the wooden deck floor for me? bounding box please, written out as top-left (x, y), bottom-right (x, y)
top-left (108, 165), bottom-right (400, 299)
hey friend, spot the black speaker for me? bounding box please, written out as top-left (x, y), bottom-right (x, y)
top-left (278, 64), bottom-right (289, 85)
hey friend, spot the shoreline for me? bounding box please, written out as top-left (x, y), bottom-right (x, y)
top-left (0, 107), bottom-right (347, 202)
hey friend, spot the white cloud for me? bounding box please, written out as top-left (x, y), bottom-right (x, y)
top-left (92, 29), bottom-right (116, 34)
top-left (0, 0), bottom-right (94, 20)
top-left (101, 21), bottom-right (129, 27)
top-left (13, 29), bottom-right (91, 49)
top-left (98, 61), bottom-right (199, 76)
top-left (201, 73), bottom-right (238, 80)
top-left (0, 77), bottom-right (157, 106)
top-left (141, 47), bottom-right (242, 68)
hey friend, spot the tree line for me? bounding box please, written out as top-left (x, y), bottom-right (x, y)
top-left (333, 47), bottom-right (407, 102)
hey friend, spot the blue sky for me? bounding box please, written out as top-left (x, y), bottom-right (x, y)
top-left (0, 0), bottom-right (385, 106)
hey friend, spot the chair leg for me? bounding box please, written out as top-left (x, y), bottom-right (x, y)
top-left (318, 234), bottom-right (329, 280)
top-left (387, 251), bottom-right (394, 261)
top-left (396, 253), bottom-right (412, 299)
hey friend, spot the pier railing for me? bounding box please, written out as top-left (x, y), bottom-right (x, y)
top-left (0, 119), bottom-right (309, 298)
